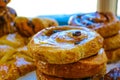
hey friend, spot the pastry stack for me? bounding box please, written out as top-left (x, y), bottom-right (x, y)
top-left (0, 0), bottom-right (17, 37)
top-left (104, 31), bottom-right (120, 63)
top-left (68, 12), bottom-right (120, 63)
top-left (28, 26), bottom-right (107, 80)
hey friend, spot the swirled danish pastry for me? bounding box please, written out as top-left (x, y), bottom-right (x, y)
top-left (28, 26), bottom-right (103, 64)
top-left (68, 12), bottom-right (120, 38)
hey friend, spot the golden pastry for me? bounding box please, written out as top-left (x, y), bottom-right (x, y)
top-left (14, 17), bottom-right (58, 37)
top-left (0, 7), bottom-right (17, 37)
top-left (0, 45), bottom-right (36, 80)
top-left (0, 0), bottom-right (11, 7)
top-left (0, 33), bottom-right (26, 48)
top-left (28, 26), bottom-right (103, 64)
top-left (104, 33), bottom-right (120, 50)
top-left (106, 48), bottom-right (120, 63)
top-left (36, 48), bottom-right (107, 78)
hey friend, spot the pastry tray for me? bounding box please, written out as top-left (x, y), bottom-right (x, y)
top-left (17, 61), bottom-right (120, 80)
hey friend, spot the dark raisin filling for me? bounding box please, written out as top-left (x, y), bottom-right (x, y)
top-left (72, 31), bottom-right (81, 36)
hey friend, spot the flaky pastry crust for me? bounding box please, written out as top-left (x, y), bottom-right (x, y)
top-left (106, 48), bottom-right (120, 63)
top-left (36, 48), bottom-right (107, 78)
top-left (28, 26), bottom-right (103, 64)
top-left (104, 33), bottom-right (120, 50)
top-left (36, 63), bottom-right (106, 80)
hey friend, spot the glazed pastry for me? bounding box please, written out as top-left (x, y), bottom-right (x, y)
top-left (14, 17), bottom-right (58, 37)
top-left (0, 0), bottom-right (11, 7)
top-left (0, 45), bottom-right (16, 63)
top-left (36, 48), bottom-right (107, 78)
top-left (104, 32), bottom-right (120, 50)
top-left (0, 33), bottom-right (26, 48)
top-left (0, 7), bottom-right (17, 37)
top-left (106, 48), bottom-right (120, 63)
top-left (28, 26), bottom-right (103, 64)
top-left (68, 12), bottom-right (120, 38)
top-left (0, 45), bottom-right (36, 80)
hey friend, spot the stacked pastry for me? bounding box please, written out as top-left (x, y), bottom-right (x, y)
top-left (0, 0), bottom-right (17, 37)
top-left (68, 12), bottom-right (120, 63)
top-left (28, 26), bottom-right (107, 80)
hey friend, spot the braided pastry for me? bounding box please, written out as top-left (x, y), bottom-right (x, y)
top-left (14, 17), bottom-right (58, 37)
top-left (28, 26), bottom-right (103, 64)
top-left (68, 12), bottom-right (120, 38)
top-left (0, 7), bottom-right (17, 37)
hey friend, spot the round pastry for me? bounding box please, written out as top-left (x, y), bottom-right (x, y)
top-left (36, 48), bottom-right (107, 78)
top-left (28, 26), bottom-right (103, 64)
top-left (0, 7), bottom-right (17, 37)
top-left (106, 48), bottom-right (120, 63)
top-left (68, 12), bottom-right (120, 38)
top-left (104, 32), bottom-right (120, 50)
top-left (14, 17), bottom-right (58, 37)
top-left (104, 67), bottom-right (120, 80)
top-left (0, 0), bottom-right (11, 7)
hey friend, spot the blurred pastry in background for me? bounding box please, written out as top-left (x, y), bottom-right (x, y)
top-left (0, 6), bottom-right (17, 37)
top-left (14, 17), bottom-right (58, 37)
top-left (68, 12), bottom-right (120, 38)
top-left (0, 0), bottom-right (11, 7)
